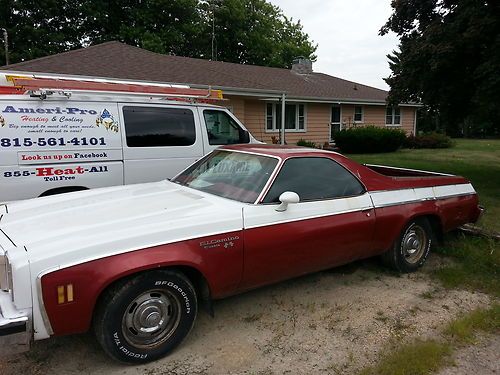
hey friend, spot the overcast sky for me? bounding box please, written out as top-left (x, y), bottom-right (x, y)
top-left (269, 0), bottom-right (400, 91)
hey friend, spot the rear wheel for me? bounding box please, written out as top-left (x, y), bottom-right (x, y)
top-left (94, 270), bottom-right (197, 364)
top-left (382, 218), bottom-right (433, 273)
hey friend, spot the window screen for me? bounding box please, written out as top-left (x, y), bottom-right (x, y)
top-left (263, 157), bottom-right (365, 203)
top-left (123, 106), bottom-right (196, 147)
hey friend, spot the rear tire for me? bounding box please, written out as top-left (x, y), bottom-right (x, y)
top-left (382, 218), bottom-right (433, 273)
top-left (94, 270), bottom-right (197, 364)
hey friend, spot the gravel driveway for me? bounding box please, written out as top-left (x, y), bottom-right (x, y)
top-left (0, 256), bottom-right (493, 375)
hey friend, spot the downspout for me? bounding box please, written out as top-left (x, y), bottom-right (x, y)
top-left (413, 108), bottom-right (417, 135)
top-left (280, 93), bottom-right (286, 145)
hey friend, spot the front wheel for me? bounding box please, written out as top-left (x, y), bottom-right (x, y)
top-left (94, 270), bottom-right (197, 364)
top-left (382, 218), bottom-right (433, 273)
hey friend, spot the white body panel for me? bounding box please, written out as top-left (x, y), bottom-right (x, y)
top-left (0, 95), bottom-right (258, 202)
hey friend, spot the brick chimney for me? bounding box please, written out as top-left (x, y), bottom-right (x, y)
top-left (291, 57), bottom-right (313, 74)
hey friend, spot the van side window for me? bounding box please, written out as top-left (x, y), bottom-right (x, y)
top-left (203, 110), bottom-right (249, 145)
top-left (123, 106), bottom-right (196, 147)
top-left (263, 157), bottom-right (365, 203)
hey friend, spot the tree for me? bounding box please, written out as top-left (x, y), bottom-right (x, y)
top-left (201, 0), bottom-right (316, 67)
top-left (381, 0), bottom-right (500, 136)
top-left (0, 0), bottom-right (85, 63)
top-left (0, 0), bottom-right (316, 69)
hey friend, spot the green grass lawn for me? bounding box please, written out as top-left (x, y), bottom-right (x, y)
top-left (347, 139), bottom-right (499, 297)
top-left (347, 139), bottom-right (500, 232)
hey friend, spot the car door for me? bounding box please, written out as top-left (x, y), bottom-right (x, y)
top-left (240, 156), bottom-right (376, 290)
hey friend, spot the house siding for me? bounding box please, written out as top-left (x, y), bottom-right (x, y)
top-left (224, 97), bottom-right (416, 145)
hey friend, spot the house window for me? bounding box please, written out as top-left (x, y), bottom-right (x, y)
top-left (266, 103), bottom-right (306, 132)
top-left (354, 105), bottom-right (364, 123)
top-left (386, 106), bottom-right (401, 126)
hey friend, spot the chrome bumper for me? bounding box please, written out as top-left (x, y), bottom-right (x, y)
top-left (0, 291), bottom-right (30, 356)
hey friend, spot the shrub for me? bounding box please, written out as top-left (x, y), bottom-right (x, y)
top-left (404, 132), bottom-right (454, 149)
top-left (296, 139), bottom-right (318, 148)
top-left (333, 126), bottom-right (407, 153)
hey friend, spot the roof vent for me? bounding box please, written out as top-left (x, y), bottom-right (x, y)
top-left (292, 57), bottom-right (313, 74)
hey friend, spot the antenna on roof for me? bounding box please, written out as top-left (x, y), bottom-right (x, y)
top-left (209, 0), bottom-right (223, 61)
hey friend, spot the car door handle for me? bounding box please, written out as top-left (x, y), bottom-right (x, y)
top-left (361, 208), bottom-right (373, 217)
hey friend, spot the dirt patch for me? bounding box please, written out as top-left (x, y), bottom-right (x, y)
top-left (436, 334), bottom-right (500, 375)
top-left (0, 256), bottom-right (493, 375)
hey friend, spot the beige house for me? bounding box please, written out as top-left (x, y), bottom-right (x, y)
top-left (1, 42), bottom-right (418, 146)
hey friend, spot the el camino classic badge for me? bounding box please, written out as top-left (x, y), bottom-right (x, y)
top-left (199, 236), bottom-right (239, 249)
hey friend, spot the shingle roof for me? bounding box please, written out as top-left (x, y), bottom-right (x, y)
top-left (1, 41), bottom-right (388, 102)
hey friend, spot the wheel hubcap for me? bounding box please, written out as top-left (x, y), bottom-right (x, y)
top-left (402, 225), bottom-right (427, 264)
top-left (122, 290), bottom-right (181, 348)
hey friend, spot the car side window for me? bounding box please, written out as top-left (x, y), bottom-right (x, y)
top-left (263, 157), bottom-right (365, 203)
top-left (123, 106), bottom-right (196, 147)
top-left (203, 110), bottom-right (249, 145)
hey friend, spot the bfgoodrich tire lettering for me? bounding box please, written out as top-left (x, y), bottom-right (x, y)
top-left (382, 218), bottom-right (433, 273)
top-left (94, 270), bottom-right (197, 364)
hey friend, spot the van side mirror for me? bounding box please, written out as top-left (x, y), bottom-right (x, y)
top-left (239, 129), bottom-right (250, 143)
top-left (275, 191), bottom-right (300, 212)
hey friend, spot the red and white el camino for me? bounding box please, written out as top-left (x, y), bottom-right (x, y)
top-left (0, 145), bottom-right (482, 363)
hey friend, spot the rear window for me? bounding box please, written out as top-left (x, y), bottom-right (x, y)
top-left (123, 106), bottom-right (196, 147)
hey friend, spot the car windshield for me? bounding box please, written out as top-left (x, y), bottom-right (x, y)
top-left (172, 150), bottom-right (278, 203)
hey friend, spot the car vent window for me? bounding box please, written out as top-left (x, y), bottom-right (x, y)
top-left (263, 157), bottom-right (365, 203)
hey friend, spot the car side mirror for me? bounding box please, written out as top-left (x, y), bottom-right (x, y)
top-left (275, 191), bottom-right (300, 212)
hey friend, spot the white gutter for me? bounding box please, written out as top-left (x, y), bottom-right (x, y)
top-left (281, 93), bottom-right (286, 145)
top-left (2, 69), bottom-right (422, 106)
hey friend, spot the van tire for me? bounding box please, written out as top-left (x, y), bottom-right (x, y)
top-left (39, 186), bottom-right (88, 197)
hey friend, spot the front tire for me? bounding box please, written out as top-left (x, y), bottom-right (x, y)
top-left (382, 218), bottom-right (433, 273)
top-left (94, 270), bottom-right (197, 364)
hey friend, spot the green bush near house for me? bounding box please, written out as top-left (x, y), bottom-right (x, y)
top-left (404, 132), bottom-right (455, 149)
top-left (333, 126), bottom-right (407, 153)
top-left (296, 139), bottom-right (318, 148)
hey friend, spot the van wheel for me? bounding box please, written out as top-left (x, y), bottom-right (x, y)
top-left (382, 218), bottom-right (432, 273)
top-left (39, 186), bottom-right (88, 197)
top-left (94, 270), bottom-right (197, 364)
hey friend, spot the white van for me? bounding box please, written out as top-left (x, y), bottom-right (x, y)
top-left (0, 73), bottom-right (259, 202)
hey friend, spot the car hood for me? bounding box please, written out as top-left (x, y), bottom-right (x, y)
top-left (0, 181), bottom-right (243, 267)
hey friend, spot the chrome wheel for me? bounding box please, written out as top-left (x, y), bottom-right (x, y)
top-left (402, 224), bottom-right (428, 264)
top-left (122, 290), bottom-right (181, 349)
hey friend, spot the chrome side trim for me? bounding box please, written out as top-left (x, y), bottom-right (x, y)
top-left (365, 164), bottom-right (455, 177)
top-left (36, 268), bottom-right (59, 336)
top-left (371, 192), bottom-right (476, 209)
top-left (244, 203), bottom-right (373, 230)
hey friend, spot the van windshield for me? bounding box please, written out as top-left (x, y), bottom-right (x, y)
top-left (172, 150), bottom-right (278, 203)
